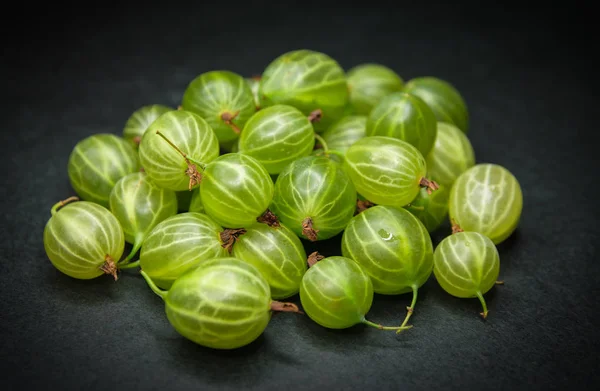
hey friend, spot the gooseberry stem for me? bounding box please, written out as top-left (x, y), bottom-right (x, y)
top-left (51, 196), bottom-right (79, 216)
top-left (99, 255), bottom-right (118, 281)
top-left (396, 285), bottom-right (419, 334)
top-left (308, 109), bottom-right (323, 123)
top-left (476, 290), bottom-right (489, 319)
top-left (221, 111), bottom-right (241, 134)
top-left (140, 270), bottom-right (167, 300)
top-left (361, 318), bottom-right (413, 332)
top-left (314, 133), bottom-right (329, 153)
top-left (419, 177), bottom-right (439, 194)
top-left (270, 301), bottom-right (302, 314)
top-left (155, 130), bottom-right (205, 190)
top-left (119, 260), bottom-right (140, 269)
top-left (155, 130), bottom-right (206, 169)
top-left (118, 236), bottom-right (143, 266)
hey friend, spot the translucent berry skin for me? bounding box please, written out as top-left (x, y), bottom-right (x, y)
top-left (109, 171), bottom-right (178, 245)
top-left (404, 185), bottom-right (449, 233)
top-left (270, 155), bottom-right (357, 241)
top-left (232, 222), bottom-right (307, 299)
top-left (163, 257), bottom-right (273, 350)
top-left (425, 121), bottom-right (475, 187)
top-left (258, 49), bottom-right (349, 132)
top-left (67, 133), bottom-right (140, 208)
top-left (139, 212), bottom-right (228, 289)
top-left (200, 153), bottom-right (274, 229)
top-left (346, 63), bottom-right (404, 115)
top-left (449, 163), bottom-right (523, 245)
top-left (187, 188), bottom-right (204, 214)
top-left (341, 205), bottom-right (433, 295)
top-left (181, 70), bottom-right (256, 144)
top-left (366, 92), bottom-right (438, 157)
top-left (122, 104), bottom-right (173, 147)
top-left (403, 77), bottom-right (469, 133)
top-left (320, 115), bottom-right (367, 155)
top-left (43, 201), bottom-right (124, 279)
top-left (238, 104), bottom-right (315, 175)
top-left (299, 256), bottom-right (373, 329)
top-left (433, 232), bottom-right (500, 300)
top-left (138, 110), bottom-right (220, 192)
top-left (343, 136), bottom-right (427, 208)
top-left (245, 77), bottom-right (262, 109)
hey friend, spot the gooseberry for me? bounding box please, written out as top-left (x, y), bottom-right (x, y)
top-left (181, 70), bottom-right (256, 144)
top-left (403, 76), bottom-right (469, 133)
top-left (43, 197), bottom-right (124, 280)
top-left (270, 155), bottom-right (356, 241)
top-left (122, 104), bottom-right (173, 147)
top-left (341, 205), bottom-right (434, 330)
top-left (343, 136), bottom-right (438, 208)
top-left (433, 231), bottom-right (500, 318)
top-left (67, 133), bottom-right (140, 208)
top-left (449, 163), bottom-right (523, 245)
top-left (259, 49), bottom-right (349, 132)
top-left (346, 63), bottom-right (404, 115)
top-left (109, 172), bottom-right (178, 265)
top-left (141, 257), bottom-right (300, 350)
top-left (366, 92), bottom-right (437, 156)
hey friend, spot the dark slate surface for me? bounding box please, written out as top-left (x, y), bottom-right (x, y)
top-left (2, 2), bottom-right (598, 390)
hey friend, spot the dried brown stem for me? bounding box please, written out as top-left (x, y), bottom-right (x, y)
top-left (301, 217), bottom-right (319, 241)
top-left (451, 221), bottom-right (464, 234)
top-left (100, 255), bottom-right (118, 281)
top-left (257, 209), bottom-right (280, 227)
top-left (220, 228), bottom-right (247, 253)
top-left (419, 177), bottom-right (440, 194)
top-left (177, 105), bottom-right (183, 110)
top-left (307, 251), bottom-right (324, 267)
top-left (155, 130), bottom-right (202, 190)
top-left (221, 111), bottom-right (241, 134)
top-left (308, 109), bottom-right (323, 123)
top-left (270, 301), bottom-right (302, 314)
top-left (251, 74), bottom-right (262, 81)
top-left (355, 199), bottom-right (374, 215)
top-left (133, 136), bottom-right (142, 145)
top-left (495, 280), bottom-right (505, 285)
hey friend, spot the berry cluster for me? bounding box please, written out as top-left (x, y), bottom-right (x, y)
top-left (43, 49), bottom-right (523, 350)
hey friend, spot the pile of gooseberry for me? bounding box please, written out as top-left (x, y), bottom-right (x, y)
top-left (44, 49), bottom-right (523, 350)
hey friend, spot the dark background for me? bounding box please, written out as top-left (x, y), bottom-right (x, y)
top-left (2, 1), bottom-right (599, 390)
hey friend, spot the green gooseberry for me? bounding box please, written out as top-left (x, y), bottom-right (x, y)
top-left (108, 172), bottom-right (178, 266)
top-left (299, 255), bottom-right (411, 332)
top-left (43, 197), bottom-right (124, 280)
top-left (346, 63), bottom-right (404, 115)
top-left (137, 212), bottom-right (229, 289)
top-left (366, 92), bottom-right (438, 157)
top-left (449, 163), bottom-right (523, 245)
top-left (231, 220), bottom-right (307, 299)
top-left (270, 155), bottom-right (357, 241)
top-left (258, 49), bottom-right (349, 132)
top-left (404, 185), bottom-right (450, 233)
top-left (141, 257), bottom-right (301, 350)
top-left (122, 104), bottom-right (173, 147)
top-left (237, 104), bottom-right (315, 175)
top-left (341, 205), bottom-right (434, 330)
top-left (343, 136), bottom-right (439, 208)
top-left (403, 76), bottom-right (469, 133)
top-left (433, 231), bottom-right (501, 318)
top-left (199, 153), bottom-right (274, 228)
top-left (138, 110), bottom-right (220, 192)
top-left (425, 121), bottom-right (475, 187)
top-left (67, 133), bottom-right (140, 208)
top-left (181, 70), bottom-right (256, 145)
